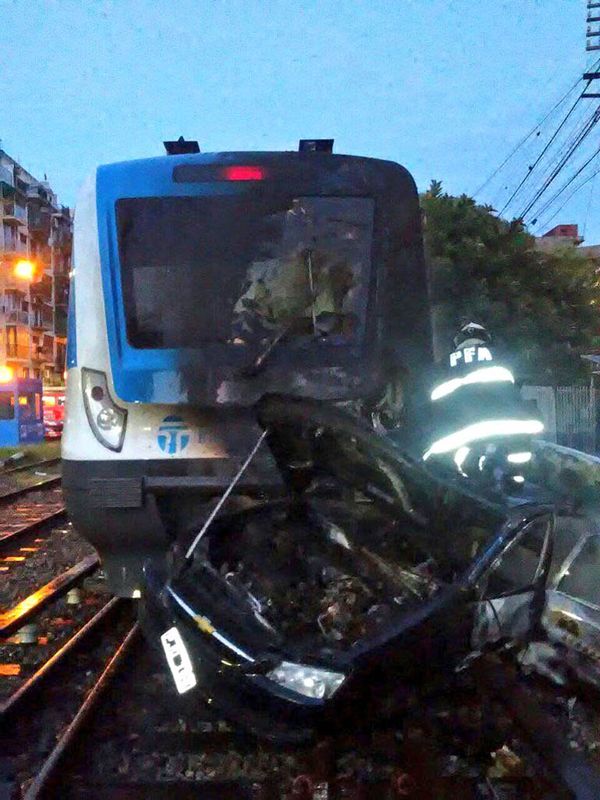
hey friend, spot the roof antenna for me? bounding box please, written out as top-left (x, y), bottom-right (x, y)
top-left (163, 136), bottom-right (200, 155)
top-left (183, 429), bottom-right (269, 561)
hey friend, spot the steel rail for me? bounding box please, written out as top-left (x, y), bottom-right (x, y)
top-left (0, 553), bottom-right (99, 638)
top-left (1, 457), bottom-right (61, 475)
top-left (0, 597), bottom-right (124, 721)
top-left (0, 507), bottom-right (67, 553)
top-left (23, 623), bottom-right (140, 800)
top-left (0, 474), bottom-right (61, 504)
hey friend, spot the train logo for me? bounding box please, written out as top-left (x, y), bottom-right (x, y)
top-left (157, 416), bottom-right (191, 454)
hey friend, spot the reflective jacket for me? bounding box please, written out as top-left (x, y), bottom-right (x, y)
top-left (423, 345), bottom-right (543, 460)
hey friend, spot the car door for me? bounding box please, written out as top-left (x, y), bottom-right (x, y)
top-left (473, 514), bottom-right (553, 647)
top-left (543, 532), bottom-right (600, 688)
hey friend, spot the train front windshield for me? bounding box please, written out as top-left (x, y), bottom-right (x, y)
top-left (116, 195), bottom-right (374, 350)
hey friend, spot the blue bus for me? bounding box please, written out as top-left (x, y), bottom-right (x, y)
top-left (0, 376), bottom-right (45, 447)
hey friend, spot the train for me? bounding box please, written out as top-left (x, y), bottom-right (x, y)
top-left (62, 140), bottom-right (434, 597)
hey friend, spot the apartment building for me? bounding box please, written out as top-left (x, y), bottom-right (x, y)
top-left (0, 148), bottom-right (71, 385)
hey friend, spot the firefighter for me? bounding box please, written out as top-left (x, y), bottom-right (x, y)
top-left (423, 323), bottom-right (544, 487)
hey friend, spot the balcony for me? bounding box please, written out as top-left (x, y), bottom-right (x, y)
top-left (0, 238), bottom-right (28, 257)
top-left (31, 308), bottom-right (53, 330)
top-left (26, 183), bottom-right (53, 204)
top-left (0, 164), bottom-right (15, 198)
top-left (6, 310), bottom-right (30, 325)
top-left (54, 308), bottom-right (67, 337)
top-left (2, 202), bottom-right (27, 226)
top-left (3, 272), bottom-right (31, 292)
top-left (28, 209), bottom-right (51, 235)
top-left (31, 276), bottom-right (53, 303)
top-left (33, 346), bottom-right (54, 363)
top-left (49, 228), bottom-right (72, 248)
top-left (6, 343), bottom-right (30, 360)
top-left (14, 177), bottom-right (29, 198)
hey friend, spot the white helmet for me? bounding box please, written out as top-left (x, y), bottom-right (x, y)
top-left (453, 322), bottom-right (491, 349)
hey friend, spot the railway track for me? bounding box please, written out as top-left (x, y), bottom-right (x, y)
top-left (1, 467), bottom-right (599, 797)
top-left (2, 457), bottom-right (61, 476)
top-left (6, 619), bottom-right (600, 800)
top-left (2, 555), bottom-right (600, 798)
top-left (0, 463), bottom-right (66, 575)
top-left (0, 463), bottom-right (65, 556)
top-left (1, 596), bottom-right (134, 799)
top-left (0, 458), bottom-right (62, 499)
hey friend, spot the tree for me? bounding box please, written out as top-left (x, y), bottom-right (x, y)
top-left (421, 181), bottom-right (600, 384)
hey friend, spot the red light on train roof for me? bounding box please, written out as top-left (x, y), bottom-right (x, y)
top-left (220, 166), bottom-right (267, 181)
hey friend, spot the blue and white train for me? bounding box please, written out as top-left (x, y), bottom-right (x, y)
top-left (62, 142), bottom-right (433, 596)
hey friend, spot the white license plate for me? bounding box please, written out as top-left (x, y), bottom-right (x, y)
top-left (160, 626), bottom-right (197, 694)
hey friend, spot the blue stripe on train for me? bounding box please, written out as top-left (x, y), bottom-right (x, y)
top-left (66, 275), bottom-right (77, 367)
top-left (95, 154), bottom-right (245, 403)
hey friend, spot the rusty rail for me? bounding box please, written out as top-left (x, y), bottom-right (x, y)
top-left (23, 623), bottom-right (140, 800)
top-left (1, 597), bottom-right (124, 721)
top-left (1, 457), bottom-right (61, 475)
top-left (0, 474), bottom-right (61, 504)
top-left (0, 553), bottom-right (99, 638)
top-left (0, 507), bottom-right (67, 553)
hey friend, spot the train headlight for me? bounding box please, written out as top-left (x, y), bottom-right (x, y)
top-left (266, 661), bottom-right (345, 700)
top-left (82, 369), bottom-right (127, 452)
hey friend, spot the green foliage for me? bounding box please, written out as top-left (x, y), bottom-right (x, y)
top-left (422, 181), bottom-right (600, 384)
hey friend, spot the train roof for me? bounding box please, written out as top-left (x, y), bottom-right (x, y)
top-left (93, 150), bottom-right (419, 199)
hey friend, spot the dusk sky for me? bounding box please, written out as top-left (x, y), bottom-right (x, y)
top-left (1, 1), bottom-right (596, 239)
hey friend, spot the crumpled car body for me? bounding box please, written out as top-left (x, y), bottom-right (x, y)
top-left (140, 397), bottom-right (554, 744)
top-left (493, 523), bottom-right (600, 690)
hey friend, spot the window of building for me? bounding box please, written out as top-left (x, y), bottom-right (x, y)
top-left (7, 326), bottom-right (16, 350)
top-left (0, 391), bottom-right (15, 420)
top-left (18, 393), bottom-right (41, 420)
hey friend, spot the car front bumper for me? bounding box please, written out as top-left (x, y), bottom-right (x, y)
top-left (140, 563), bottom-right (330, 745)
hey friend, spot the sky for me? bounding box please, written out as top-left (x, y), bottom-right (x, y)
top-left (0, 0), bottom-right (597, 239)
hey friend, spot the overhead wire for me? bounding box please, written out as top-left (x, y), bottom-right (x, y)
top-left (518, 104), bottom-right (600, 220)
top-left (521, 58), bottom-right (600, 226)
top-left (498, 85), bottom-right (590, 216)
top-left (511, 103), bottom-right (593, 214)
top-left (492, 56), bottom-right (600, 216)
top-left (533, 166), bottom-right (600, 232)
top-left (530, 99), bottom-right (597, 184)
top-left (472, 76), bottom-right (583, 198)
top-left (528, 141), bottom-right (600, 226)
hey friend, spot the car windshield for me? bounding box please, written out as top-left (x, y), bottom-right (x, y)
top-left (116, 195), bottom-right (374, 350)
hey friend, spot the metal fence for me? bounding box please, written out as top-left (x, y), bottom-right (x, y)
top-left (523, 385), bottom-right (600, 455)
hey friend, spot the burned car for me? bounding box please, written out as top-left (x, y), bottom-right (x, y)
top-left (140, 398), bottom-right (554, 744)
top-left (484, 520), bottom-right (600, 691)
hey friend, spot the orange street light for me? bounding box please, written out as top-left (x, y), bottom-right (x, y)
top-left (14, 259), bottom-right (35, 281)
top-left (0, 366), bottom-right (14, 383)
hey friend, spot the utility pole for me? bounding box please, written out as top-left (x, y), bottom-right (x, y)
top-left (583, 2), bottom-right (600, 97)
top-left (588, 0), bottom-right (600, 51)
